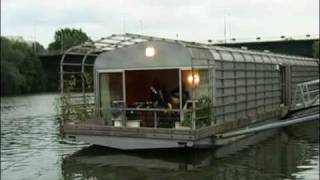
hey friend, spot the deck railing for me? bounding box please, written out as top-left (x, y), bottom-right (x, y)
top-left (103, 107), bottom-right (183, 128)
top-left (97, 101), bottom-right (211, 129)
top-left (60, 94), bottom-right (211, 130)
top-left (60, 103), bottom-right (213, 130)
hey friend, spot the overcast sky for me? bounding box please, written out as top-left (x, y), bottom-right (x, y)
top-left (1, 0), bottom-right (319, 47)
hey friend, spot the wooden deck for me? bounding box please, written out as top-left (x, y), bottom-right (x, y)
top-left (63, 124), bottom-right (197, 141)
top-left (62, 109), bottom-right (285, 149)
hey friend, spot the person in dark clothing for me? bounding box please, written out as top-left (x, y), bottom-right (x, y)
top-left (150, 80), bottom-right (168, 108)
top-left (150, 80), bottom-right (173, 127)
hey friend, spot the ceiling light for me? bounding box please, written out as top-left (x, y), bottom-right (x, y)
top-left (145, 47), bottom-right (155, 57)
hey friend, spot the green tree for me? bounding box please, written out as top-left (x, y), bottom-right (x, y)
top-left (48, 28), bottom-right (91, 51)
top-left (313, 40), bottom-right (319, 58)
top-left (1, 37), bottom-right (46, 95)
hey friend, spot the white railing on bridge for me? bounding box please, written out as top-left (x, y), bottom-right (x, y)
top-left (292, 79), bottom-right (319, 110)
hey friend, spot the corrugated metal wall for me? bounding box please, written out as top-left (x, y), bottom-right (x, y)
top-left (207, 49), bottom-right (318, 125)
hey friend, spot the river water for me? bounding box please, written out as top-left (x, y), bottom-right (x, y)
top-left (1, 93), bottom-right (319, 180)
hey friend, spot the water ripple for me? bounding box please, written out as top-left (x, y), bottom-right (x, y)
top-left (1, 94), bottom-right (319, 180)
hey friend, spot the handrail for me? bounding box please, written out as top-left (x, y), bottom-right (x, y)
top-left (107, 107), bottom-right (181, 112)
top-left (218, 114), bottom-right (319, 138)
top-left (292, 79), bottom-right (320, 110)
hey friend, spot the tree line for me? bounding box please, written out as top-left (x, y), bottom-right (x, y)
top-left (1, 37), bottom-right (47, 95)
top-left (313, 40), bottom-right (319, 58)
top-left (1, 28), bottom-right (319, 96)
top-left (1, 28), bottom-right (91, 96)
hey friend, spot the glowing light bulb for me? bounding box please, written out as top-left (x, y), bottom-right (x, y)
top-left (187, 73), bottom-right (200, 86)
top-left (145, 47), bottom-right (155, 57)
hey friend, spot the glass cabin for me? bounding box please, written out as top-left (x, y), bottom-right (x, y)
top-left (94, 40), bottom-right (214, 129)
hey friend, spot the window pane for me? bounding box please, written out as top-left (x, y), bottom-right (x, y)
top-left (182, 69), bottom-right (211, 128)
top-left (182, 69), bottom-right (209, 99)
top-left (99, 72), bottom-right (123, 124)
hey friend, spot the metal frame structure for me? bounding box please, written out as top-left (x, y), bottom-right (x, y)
top-left (60, 34), bottom-right (153, 117)
top-left (60, 33), bottom-right (319, 150)
top-left (60, 33), bottom-right (217, 128)
top-left (60, 33), bottom-right (318, 127)
top-left (60, 33), bottom-right (318, 95)
top-left (60, 34), bottom-right (150, 93)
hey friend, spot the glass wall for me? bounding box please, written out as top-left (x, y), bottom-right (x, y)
top-left (182, 69), bottom-right (211, 128)
top-left (99, 72), bottom-right (124, 125)
top-left (182, 69), bottom-right (209, 100)
top-left (98, 69), bottom-right (212, 129)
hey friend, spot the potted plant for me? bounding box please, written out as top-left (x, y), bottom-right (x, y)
top-left (177, 96), bottom-right (212, 129)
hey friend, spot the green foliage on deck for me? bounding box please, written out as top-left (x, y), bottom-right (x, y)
top-left (60, 73), bottom-right (94, 124)
top-left (181, 96), bottom-right (212, 128)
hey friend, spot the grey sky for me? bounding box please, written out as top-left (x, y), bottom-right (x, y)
top-left (1, 0), bottom-right (319, 47)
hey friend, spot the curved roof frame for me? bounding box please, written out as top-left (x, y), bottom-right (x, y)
top-left (60, 34), bottom-right (149, 94)
top-left (60, 33), bottom-right (318, 95)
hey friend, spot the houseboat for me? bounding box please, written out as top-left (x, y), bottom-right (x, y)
top-left (61, 33), bottom-right (319, 149)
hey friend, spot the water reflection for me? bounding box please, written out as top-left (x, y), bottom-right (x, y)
top-left (1, 94), bottom-right (318, 180)
top-left (1, 94), bottom-right (88, 180)
top-left (62, 121), bottom-right (319, 180)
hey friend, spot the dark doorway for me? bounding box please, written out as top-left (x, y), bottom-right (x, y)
top-left (280, 65), bottom-right (289, 106)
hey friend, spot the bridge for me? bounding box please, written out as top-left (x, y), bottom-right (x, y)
top-left (216, 38), bottom-right (318, 58)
